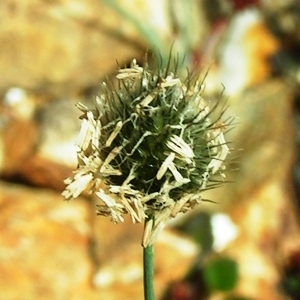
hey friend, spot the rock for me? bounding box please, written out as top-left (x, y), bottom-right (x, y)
top-left (226, 179), bottom-right (300, 300)
top-left (0, 117), bottom-right (39, 177)
top-left (0, 181), bottom-right (92, 300)
top-left (0, 181), bottom-right (198, 299)
top-left (217, 9), bottom-right (279, 96)
top-left (0, 0), bottom-right (132, 95)
top-left (206, 79), bottom-right (299, 299)
top-left (0, 92), bottom-right (76, 190)
top-left (0, 0), bottom-right (174, 96)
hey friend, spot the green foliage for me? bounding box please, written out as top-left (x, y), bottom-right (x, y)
top-left (203, 256), bottom-right (239, 292)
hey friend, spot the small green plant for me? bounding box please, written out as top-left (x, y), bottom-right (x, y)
top-left (203, 256), bottom-right (239, 292)
top-left (62, 55), bottom-right (233, 299)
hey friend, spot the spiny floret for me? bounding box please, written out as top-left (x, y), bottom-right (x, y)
top-left (62, 58), bottom-right (232, 246)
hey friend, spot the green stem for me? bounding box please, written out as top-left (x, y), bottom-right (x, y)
top-left (102, 0), bottom-right (168, 64)
top-left (143, 242), bottom-right (155, 300)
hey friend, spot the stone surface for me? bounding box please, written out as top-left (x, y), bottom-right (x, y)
top-left (0, 93), bottom-right (76, 190)
top-left (0, 182), bottom-right (92, 300)
top-left (206, 79), bottom-right (298, 299)
top-left (0, 182), bottom-right (198, 300)
top-left (0, 0), bottom-right (174, 96)
top-left (0, 0), bottom-right (115, 94)
top-left (227, 179), bottom-right (300, 300)
top-left (202, 8), bottom-right (280, 96)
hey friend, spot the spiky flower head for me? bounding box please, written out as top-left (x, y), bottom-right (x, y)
top-left (62, 57), bottom-right (231, 246)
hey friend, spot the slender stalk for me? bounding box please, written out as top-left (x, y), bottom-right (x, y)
top-left (102, 0), bottom-right (168, 64)
top-left (143, 242), bottom-right (155, 300)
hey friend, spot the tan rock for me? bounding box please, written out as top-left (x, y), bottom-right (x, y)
top-left (0, 0), bottom-right (125, 94)
top-left (0, 0), bottom-right (174, 95)
top-left (204, 79), bottom-right (299, 299)
top-left (0, 181), bottom-right (198, 299)
top-left (0, 111), bottom-right (39, 176)
top-left (0, 181), bottom-right (92, 300)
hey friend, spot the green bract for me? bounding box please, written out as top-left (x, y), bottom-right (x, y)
top-left (62, 58), bottom-right (231, 246)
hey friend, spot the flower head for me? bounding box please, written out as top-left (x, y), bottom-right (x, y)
top-left (62, 58), bottom-right (232, 246)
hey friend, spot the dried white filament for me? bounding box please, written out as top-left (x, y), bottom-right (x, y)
top-left (105, 120), bottom-right (123, 147)
top-left (96, 189), bottom-right (124, 223)
top-left (62, 173), bottom-right (93, 199)
top-left (156, 152), bottom-right (176, 180)
top-left (76, 119), bottom-right (93, 151)
top-left (167, 161), bottom-right (184, 182)
top-left (166, 135), bottom-right (194, 161)
top-left (116, 59), bottom-right (143, 79)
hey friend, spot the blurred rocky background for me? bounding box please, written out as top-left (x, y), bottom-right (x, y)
top-left (0, 0), bottom-right (300, 299)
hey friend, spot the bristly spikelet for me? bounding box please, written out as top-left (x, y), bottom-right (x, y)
top-left (62, 57), bottom-right (233, 246)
